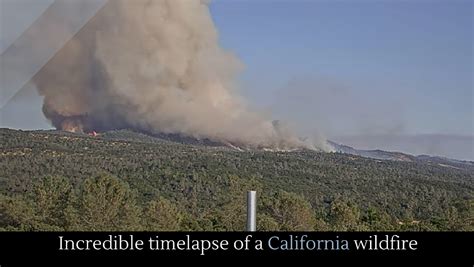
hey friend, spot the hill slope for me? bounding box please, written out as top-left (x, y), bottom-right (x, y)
top-left (0, 128), bottom-right (473, 231)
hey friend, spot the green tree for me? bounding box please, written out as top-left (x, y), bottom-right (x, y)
top-left (74, 174), bottom-right (142, 231)
top-left (33, 176), bottom-right (75, 229)
top-left (327, 199), bottom-right (367, 231)
top-left (213, 175), bottom-right (263, 231)
top-left (257, 214), bottom-right (280, 231)
top-left (0, 176), bottom-right (76, 231)
top-left (143, 196), bottom-right (183, 231)
top-left (0, 194), bottom-right (37, 230)
top-left (267, 191), bottom-right (317, 231)
top-left (362, 206), bottom-right (396, 231)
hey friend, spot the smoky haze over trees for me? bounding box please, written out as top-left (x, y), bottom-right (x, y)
top-left (271, 78), bottom-right (474, 161)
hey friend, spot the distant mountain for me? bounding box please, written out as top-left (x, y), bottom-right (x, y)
top-left (22, 128), bottom-right (474, 170)
top-left (332, 134), bottom-right (474, 162)
top-left (328, 140), bottom-right (474, 170)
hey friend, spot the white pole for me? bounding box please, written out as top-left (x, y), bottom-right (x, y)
top-left (247, 191), bottom-right (256, 232)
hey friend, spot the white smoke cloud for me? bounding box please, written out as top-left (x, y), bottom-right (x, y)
top-left (33, 0), bottom-right (324, 150)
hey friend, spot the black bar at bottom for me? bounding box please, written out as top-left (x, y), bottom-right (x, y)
top-left (0, 232), bottom-right (471, 262)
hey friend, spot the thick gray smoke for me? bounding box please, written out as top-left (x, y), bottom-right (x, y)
top-left (32, 0), bottom-right (319, 149)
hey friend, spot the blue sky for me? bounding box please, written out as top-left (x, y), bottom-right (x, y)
top-left (210, 0), bottom-right (473, 136)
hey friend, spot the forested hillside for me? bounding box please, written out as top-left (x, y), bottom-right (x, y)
top-left (1, 128), bottom-right (472, 231)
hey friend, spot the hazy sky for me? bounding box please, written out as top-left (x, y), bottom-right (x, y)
top-left (211, 0), bottom-right (473, 137)
top-left (0, 0), bottom-right (54, 53)
top-left (0, 0), bottom-right (473, 159)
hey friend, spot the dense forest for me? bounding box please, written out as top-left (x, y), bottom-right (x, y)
top-left (0, 128), bottom-right (472, 231)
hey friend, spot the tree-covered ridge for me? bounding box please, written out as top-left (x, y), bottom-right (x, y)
top-left (0, 128), bottom-right (472, 231)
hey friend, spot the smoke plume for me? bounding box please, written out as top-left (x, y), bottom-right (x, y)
top-left (32, 0), bottom-right (318, 149)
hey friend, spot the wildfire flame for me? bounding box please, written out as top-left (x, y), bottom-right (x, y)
top-left (61, 119), bottom-right (84, 133)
